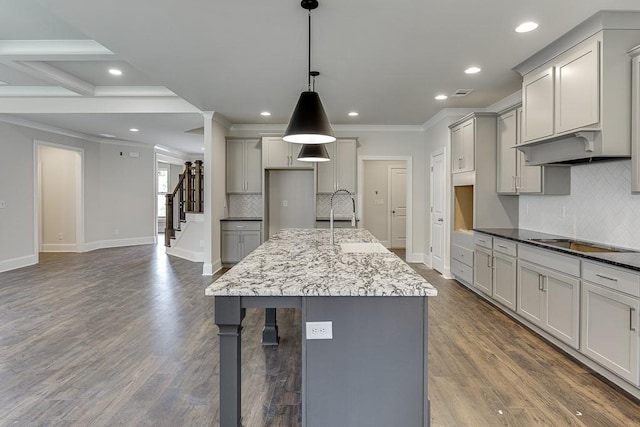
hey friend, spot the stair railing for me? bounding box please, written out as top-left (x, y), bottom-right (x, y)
top-left (164, 160), bottom-right (204, 247)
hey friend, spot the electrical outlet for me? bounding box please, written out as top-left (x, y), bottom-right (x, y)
top-left (57, 233), bottom-right (63, 241)
top-left (114, 229), bottom-right (120, 236)
top-left (0, 200), bottom-right (5, 209)
top-left (306, 321), bottom-right (333, 340)
top-left (282, 200), bottom-right (288, 207)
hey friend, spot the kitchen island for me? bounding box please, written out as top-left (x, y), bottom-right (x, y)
top-left (206, 228), bottom-right (437, 427)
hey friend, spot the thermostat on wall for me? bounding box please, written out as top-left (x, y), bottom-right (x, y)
top-left (129, 152), bottom-right (140, 158)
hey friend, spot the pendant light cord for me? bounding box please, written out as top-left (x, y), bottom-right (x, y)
top-left (307, 10), bottom-right (312, 91)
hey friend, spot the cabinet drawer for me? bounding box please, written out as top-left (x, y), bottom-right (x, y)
top-left (452, 245), bottom-right (474, 267)
top-left (452, 259), bottom-right (473, 285)
top-left (582, 261), bottom-right (640, 297)
top-left (518, 243), bottom-right (580, 277)
top-left (221, 221), bottom-right (262, 231)
top-left (474, 234), bottom-right (493, 250)
top-left (493, 238), bottom-right (517, 257)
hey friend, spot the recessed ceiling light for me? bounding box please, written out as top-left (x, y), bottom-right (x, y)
top-left (435, 95), bottom-right (448, 100)
top-left (260, 111), bottom-right (271, 116)
top-left (0, 80), bottom-right (8, 85)
top-left (515, 22), bottom-right (539, 33)
top-left (465, 67), bottom-right (481, 74)
top-left (108, 68), bottom-right (123, 76)
top-left (129, 128), bottom-right (139, 132)
top-left (348, 112), bottom-right (359, 117)
top-left (201, 147), bottom-right (205, 151)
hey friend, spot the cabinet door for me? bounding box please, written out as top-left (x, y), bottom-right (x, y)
top-left (226, 140), bottom-right (246, 193)
top-left (317, 141), bottom-right (335, 193)
top-left (245, 140), bottom-right (262, 193)
top-left (451, 125), bottom-right (464, 173)
top-left (517, 150), bottom-right (542, 193)
top-left (461, 120), bottom-right (475, 172)
top-left (289, 144), bottom-right (314, 169)
top-left (543, 268), bottom-right (580, 349)
top-left (493, 253), bottom-right (517, 311)
top-left (555, 41), bottom-right (600, 134)
top-left (241, 230), bottom-right (262, 258)
top-left (474, 246), bottom-right (493, 296)
top-left (517, 260), bottom-right (545, 326)
top-left (497, 110), bottom-right (517, 194)
top-left (221, 231), bottom-right (240, 263)
top-left (582, 281), bottom-right (639, 384)
top-left (522, 67), bottom-right (554, 142)
top-left (263, 137), bottom-right (290, 168)
top-left (336, 139), bottom-right (356, 193)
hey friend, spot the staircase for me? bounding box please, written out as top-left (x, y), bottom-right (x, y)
top-left (164, 161), bottom-right (205, 262)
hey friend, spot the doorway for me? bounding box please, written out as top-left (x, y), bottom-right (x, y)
top-left (430, 148), bottom-right (446, 273)
top-left (35, 142), bottom-right (84, 253)
top-left (359, 156), bottom-right (411, 259)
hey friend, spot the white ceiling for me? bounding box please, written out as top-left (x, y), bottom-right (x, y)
top-left (1, 0), bottom-right (640, 154)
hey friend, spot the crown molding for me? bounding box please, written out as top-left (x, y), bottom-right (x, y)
top-left (422, 108), bottom-right (479, 130)
top-left (0, 114), bottom-right (102, 143)
top-left (230, 123), bottom-right (424, 133)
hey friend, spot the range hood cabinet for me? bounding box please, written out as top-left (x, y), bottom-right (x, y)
top-left (515, 131), bottom-right (629, 165)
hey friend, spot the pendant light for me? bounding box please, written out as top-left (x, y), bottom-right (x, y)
top-left (297, 142), bottom-right (330, 162)
top-left (283, 0), bottom-right (335, 145)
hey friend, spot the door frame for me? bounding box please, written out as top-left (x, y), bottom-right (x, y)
top-left (387, 165), bottom-right (407, 250)
top-left (358, 155), bottom-right (414, 261)
top-left (33, 140), bottom-right (85, 256)
top-left (155, 151), bottom-right (188, 239)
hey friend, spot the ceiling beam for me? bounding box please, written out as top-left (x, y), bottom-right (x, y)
top-left (15, 61), bottom-right (95, 95)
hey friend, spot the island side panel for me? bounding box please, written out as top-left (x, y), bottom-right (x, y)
top-left (302, 296), bottom-right (429, 427)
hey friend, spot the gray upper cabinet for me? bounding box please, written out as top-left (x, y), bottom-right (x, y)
top-left (317, 138), bottom-right (357, 194)
top-left (262, 137), bottom-right (313, 169)
top-left (226, 139), bottom-right (262, 193)
top-left (522, 67), bottom-right (555, 143)
top-left (452, 118), bottom-right (475, 173)
top-left (630, 46), bottom-right (640, 192)
top-left (497, 107), bottom-right (570, 195)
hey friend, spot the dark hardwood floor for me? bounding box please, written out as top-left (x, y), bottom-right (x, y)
top-left (0, 244), bottom-right (638, 426)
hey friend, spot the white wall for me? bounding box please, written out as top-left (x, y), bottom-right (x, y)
top-left (520, 160), bottom-right (640, 249)
top-left (39, 145), bottom-right (77, 250)
top-left (0, 120), bottom-right (157, 272)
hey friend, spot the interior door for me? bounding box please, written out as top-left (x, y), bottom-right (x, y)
top-left (390, 167), bottom-right (407, 249)
top-left (430, 151), bottom-right (445, 273)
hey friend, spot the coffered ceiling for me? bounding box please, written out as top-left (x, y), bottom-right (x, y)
top-left (1, 0), bottom-right (639, 154)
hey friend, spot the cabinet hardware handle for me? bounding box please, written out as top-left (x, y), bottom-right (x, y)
top-left (512, 176), bottom-right (516, 191)
top-left (458, 158), bottom-right (463, 169)
top-left (596, 273), bottom-right (618, 282)
top-left (478, 239), bottom-right (486, 243)
top-left (438, 218), bottom-right (443, 222)
top-left (542, 276), bottom-right (547, 292)
top-left (491, 256), bottom-right (496, 269)
top-left (538, 274), bottom-right (544, 291)
top-left (498, 244), bottom-right (508, 249)
top-left (630, 308), bottom-right (636, 332)
top-left (516, 176), bottom-right (521, 189)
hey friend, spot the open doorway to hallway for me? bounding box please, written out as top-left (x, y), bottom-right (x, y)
top-left (35, 142), bottom-right (84, 254)
top-left (359, 158), bottom-right (410, 259)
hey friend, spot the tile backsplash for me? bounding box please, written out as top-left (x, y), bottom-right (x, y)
top-left (316, 194), bottom-right (356, 219)
top-left (228, 194), bottom-right (262, 217)
top-left (519, 160), bottom-right (640, 249)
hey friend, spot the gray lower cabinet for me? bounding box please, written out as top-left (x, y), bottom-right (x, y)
top-left (581, 260), bottom-right (640, 385)
top-left (517, 259), bottom-right (580, 349)
top-left (474, 246), bottom-right (493, 297)
top-left (221, 221), bottom-right (262, 263)
top-left (493, 251), bottom-right (517, 311)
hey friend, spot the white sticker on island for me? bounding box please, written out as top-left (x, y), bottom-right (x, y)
top-left (306, 321), bottom-right (333, 340)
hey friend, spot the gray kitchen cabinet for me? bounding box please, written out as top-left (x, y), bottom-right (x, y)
top-left (451, 232), bottom-right (474, 286)
top-left (262, 136), bottom-right (313, 169)
top-left (451, 118), bottom-right (475, 173)
top-left (492, 240), bottom-right (517, 311)
top-left (474, 245), bottom-right (493, 297)
top-left (317, 138), bottom-right (357, 194)
top-left (581, 260), bottom-right (640, 385)
top-left (630, 46), bottom-right (640, 192)
top-left (522, 67), bottom-right (555, 143)
top-left (517, 252), bottom-right (580, 349)
top-left (497, 107), bottom-right (570, 195)
top-left (221, 221), bottom-right (262, 263)
top-left (226, 138), bottom-right (261, 193)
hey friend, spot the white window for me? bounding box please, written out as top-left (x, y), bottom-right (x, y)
top-left (157, 168), bottom-right (169, 218)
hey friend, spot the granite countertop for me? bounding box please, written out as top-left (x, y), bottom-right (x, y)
top-left (475, 228), bottom-right (640, 272)
top-left (220, 217), bottom-right (262, 221)
top-left (205, 228), bottom-right (437, 297)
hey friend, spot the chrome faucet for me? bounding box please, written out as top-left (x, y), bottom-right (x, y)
top-left (330, 189), bottom-right (356, 245)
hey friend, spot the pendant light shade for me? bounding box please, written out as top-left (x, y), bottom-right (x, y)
top-left (283, 0), bottom-right (335, 145)
top-left (283, 91), bottom-right (335, 144)
top-left (297, 143), bottom-right (330, 162)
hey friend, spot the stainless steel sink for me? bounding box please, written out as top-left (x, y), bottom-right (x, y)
top-left (528, 238), bottom-right (634, 253)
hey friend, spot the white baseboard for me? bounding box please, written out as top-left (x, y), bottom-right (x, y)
top-left (406, 252), bottom-right (427, 264)
top-left (41, 243), bottom-right (78, 252)
top-left (0, 254), bottom-right (38, 273)
top-left (203, 259), bottom-right (222, 276)
top-left (84, 236), bottom-right (155, 252)
top-left (166, 246), bottom-right (204, 262)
